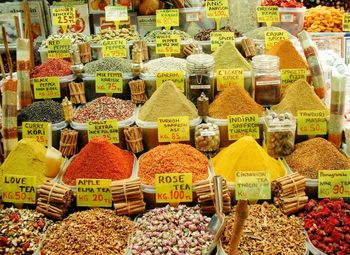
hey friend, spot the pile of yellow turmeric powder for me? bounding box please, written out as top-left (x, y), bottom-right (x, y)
top-left (213, 136), bottom-right (286, 183)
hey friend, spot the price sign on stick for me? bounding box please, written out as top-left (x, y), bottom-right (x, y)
top-left (318, 170), bottom-right (350, 198)
top-left (96, 71), bottom-right (123, 94)
top-left (281, 69), bottom-right (307, 92)
top-left (87, 119), bottom-right (119, 144)
top-left (264, 31), bottom-right (289, 50)
top-left (156, 71), bottom-right (185, 92)
top-left (343, 14), bottom-right (350, 32)
top-left (33, 77), bottom-right (61, 100)
top-left (155, 173), bottom-right (193, 203)
top-left (235, 171), bottom-right (271, 200)
top-left (102, 39), bottom-right (127, 58)
top-left (157, 116), bottom-right (190, 142)
top-left (210, 31), bottom-right (235, 52)
top-left (297, 110), bottom-right (327, 135)
top-left (105, 6), bottom-right (128, 29)
top-left (2, 175), bottom-right (37, 204)
top-left (156, 9), bottom-right (179, 30)
top-left (22, 122), bottom-right (49, 146)
top-left (206, 0), bottom-right (229, 30)
top-left (156, 34), bottom-right (180, 56)
top-left (227, 114), bottom-right (260, 141)
top-left (48, 39), bottom-right (71, 59)
top-left (76, 179), bottom-right (112, 207)
top-left (256, 6), bottom-right (280, 27)
top-left (51, 7), bottom-right (76, 33)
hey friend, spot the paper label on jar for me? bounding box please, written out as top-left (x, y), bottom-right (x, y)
top-left (205, 0), bottom-right (229, 19)
top-left (22, 122), bottom-right (49, 146)
top-left (343, 14), bottom-right (350, 32)
top-left (2, 175), bottom-right (37, 204)
top-left (52, 7), bottom-right (76, 26)
top-left (318, 170), bottom-right (350, 198)
top-left (190, 85), bottom-right (211, 89)
top-left (200, 130), bottom-right (216, 137)
top-left (235, 171), bottom-right (271, 200)
top-left (216, 68), bottom-right (244, 91)
top-left (227, 114), bottom-right (260, 140)
top-left (102, 39), bottom-right (127, 58)
top-left (156, 34), bottom-right (180, 55)
top-left (280, 13), bottom-right (294, 23)
top-left (156, 9), bottom-right (179, 29)
top-left (47, 39), bottom-right (71, 59)
top-left (155, 173), bottom-right (193, 203)
top-left (186, 12), bottom-right (199, 22)
top-left (256, 6), bottom-right (280, 26)
top-left (96, 71), bottom-right (123, 94)
top-left (297, 110), bottom-right (327, 135)
top-left (255, 79), bottom-right (280, 86)
top-left (157, 116), bottom-right (190, 142)
top-left (156, 71), bottom-right (184, 92)
top-left (87, 119), bottom-right (119, 144)
top-left (76, 179), bottom-right (112, 207)
top-left (33, 77), bottom-right (61, 99)
top-left (105, 6), bottom-right (128, 22)
top-left (264, 31), bottom-right (289, 50)
top-left (210, 31), bottom-right (235, 52)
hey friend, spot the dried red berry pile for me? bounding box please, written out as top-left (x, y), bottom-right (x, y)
top-left (261, 0), bottom-right (303, 7)
top-left (30, 59), bottom-right (72, 78)
top-left (300, 199), bottom-right (350, 255)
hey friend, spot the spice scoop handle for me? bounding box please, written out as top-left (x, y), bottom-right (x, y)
top-left (213, 175), bottom-right (223, 215)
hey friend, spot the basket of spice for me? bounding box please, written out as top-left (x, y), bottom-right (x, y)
top-left (82, 57), bottom-right (134, 101)
top-left (135, 143), bottom-right (211, 208)
top-left (58, 137), bottom-right (136, 191)
top-left (70, 96), bottom-right (137, 150)
top-left (284, 138), bottom-right (350, 198)
top-left (136, 80), bottom-right (201, 150)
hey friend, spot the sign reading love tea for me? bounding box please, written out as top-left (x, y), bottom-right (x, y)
top-left (2, 175), bottom-right (37, 204)
top-left (76, 179), bottom-right (112, 207)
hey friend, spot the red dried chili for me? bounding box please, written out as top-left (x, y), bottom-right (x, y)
top-left (62, 138), bottom-right (134, 185)
top-left (261, 0), bottom-right (303, 7)
top-left (30, 59), bottom-right (72, 78)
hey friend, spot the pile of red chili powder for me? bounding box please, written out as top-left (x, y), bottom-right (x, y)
top-left (62, 138), bottom-right (134, 185)
top-left (31, 59), bottom-right (72, 78)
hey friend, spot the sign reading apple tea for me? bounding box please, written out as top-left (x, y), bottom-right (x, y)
top-left (76, 179), bottom-right (112, 207)
top-left (2, 175), bottom-right (37, 204)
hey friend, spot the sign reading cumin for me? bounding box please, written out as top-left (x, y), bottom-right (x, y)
top-left (157, 116), bottom-right (190, 142)
top-left (227, 114), bottom-right (260, 140)
top-left (318, 170), bottom-right (350, 198)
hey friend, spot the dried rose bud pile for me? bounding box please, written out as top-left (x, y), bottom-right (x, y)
top-left (131, 205), bottom-right (214, 255)
top-left (300, 199), bottom-right (350, 255)
top-left (0, 208), bottom-right (51, 255)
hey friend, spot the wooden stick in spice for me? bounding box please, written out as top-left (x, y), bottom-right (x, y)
top-left (228, 200), bottom-right (249, 255)
top-left (23, 0), bottom-right (34, 70)
top-left (14, 16), bottom-right (21, 39)
top-left (2, 27), bottom-right (13, 79)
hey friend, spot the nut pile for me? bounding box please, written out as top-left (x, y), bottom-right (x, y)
top-left (195, 123), bottom-right (220, 152)
top-left (300, 199), bottom-right (350, 255)
top-left (221, 202), bottom-right (307, 255)
top-left (264, 111), bottom-right (295, 158)
top-left (194, 26), bottom-right (242, 41)
top-left (0, 208), bottom-right (51, 255)
top-left (42, 209), bottom-right (133, 255)
top-left (73, 96), bottom-right (135, 123)
top-left (83, 57), bottom-right (132, 75)
top-left (40, 32), bottom-right (89, 47)
top-left (89, 27), bottom-right (140, 44)
top-left (143, 29), bottom-right (192, 43)
top-left (131, 205), bottom-right (214, 255)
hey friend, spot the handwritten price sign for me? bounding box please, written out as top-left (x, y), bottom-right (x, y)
top-left (227, 114), bottom-right (260, 141)
top-left (318, 170), bottom-right (350, 198)
top-left (256, 6), bottom-right (280, 26)
top-left (76, 179), bottom-right (112, 207)
top-left (157, 116), bottom-right (190, 143)
top-left (235, 171), bottom-right (271, 200)
top-left (22, 122), bottom-right (49, 146)
top-left (210, 31), bottom-right (235, 52)
top-left (51, 7), bottom-right (76, 33)
top-left (47, 39), bottom-right (71, 59)
top-left (297, 110), bottom-right (327, 135)
top-left (156, 34), bottom-right (180, 55)
top-left (155, 173), bottom-right (192, 203)
top-left (102, 39), bottom-right (127, 58)
top-left (343, 14), bottom-right (350, 32)
top-left (2, 175), bottom-right (37, 204)
top-left (87, 119), bottom-right (119, 144)
top-left (156, 9), bottom-right (179, 29)
top-left (156, 71), bottom-right (185, 92)
top-left (216, 68), bottom-right (244, 91)
top-left (96, 71), bottom-right (123, 94)
top-left (264, 31), bottom-right (289, 50)
top-left (33, 77), bottom-right (61, 99)
top-left (205, 0), bottom-right (229, 19)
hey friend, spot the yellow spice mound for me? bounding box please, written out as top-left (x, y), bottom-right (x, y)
top-left (213, 136), bottom-right (285, 182)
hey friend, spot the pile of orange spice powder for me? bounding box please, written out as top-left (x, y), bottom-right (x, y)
top-left (62, 138), bottom-right (134, 185)
top-left (138, 143), bottom-right (209, 186)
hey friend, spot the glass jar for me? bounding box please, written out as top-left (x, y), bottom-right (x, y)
top-left (194, 123), bottom-right (220, 153)
top-left (186, 47), bottom-right (215, 103)
top-left (252, 55), bottom-right (281, 106)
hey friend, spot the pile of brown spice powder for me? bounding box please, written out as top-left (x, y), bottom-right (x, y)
top-left (285, 138), bottom-right (350, 179)
top-left (208, 86), bottom-right (264, 119)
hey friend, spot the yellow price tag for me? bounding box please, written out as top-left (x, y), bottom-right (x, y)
top-left (235, 171), bottom-right (271, 200)
top-left (281, 68), bottom-right (307, 93)
top-left (343, 14), bottom-right (350, 32)
top-left (33, 77), bottom-right (61, 99)
top-left (297, 110), bottom-right (327, 135)
top-left (2, 175), bottom-right (36, 204)
top-left (96, 71), bottom-right (123, 94)
top-left (157, 116), bottom-right (190, 142)
top-left (156, 71), bottom-right (185, 92)
top-left (227, 114), bottom-right (260, 141)
top-left (87, 119), bottom-right (119, 144)
top-left (216, 68), bottom-right (244, 91)
top-left (102, 39), bottom-right (127, 58)
top-left (52, 7), bottom-right (76, 33)
top-left (22, 122), bottom-right (49, 146)
top-left (319, 170), bottom-right (350, 198)
top-left (156, 9), bottom-right (179, 29)
top-left (47, 39), bottom-right (71, 59)
top-left (155, 173), bottom-right (192, 203)
top-left (205, 0), bottom-right (229, 18)
top-left (76, 179), bottom-right (112, 207)
top-left (256, 6), bottom-right (280, 26)
top-left (156, 34), bottom-right (180, 56)
top-left (210, 31), bottom-right (234, 52)
top-left (264, 31), bottom-right (289, 50)
top-left (105, 6), bottom-right (128, 22)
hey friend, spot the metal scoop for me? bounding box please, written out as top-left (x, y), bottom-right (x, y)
top-left (206, 174), bottom-right (226, 255)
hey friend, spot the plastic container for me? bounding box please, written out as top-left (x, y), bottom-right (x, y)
top-left (194, 123), bottom-right (220, 153)
top-left (179, 7), bottom-right (215, 36)
top-left (82, 73), bottom-right (133, 101)
top-left (214, 71), bottom-right (253, 96)
top-left (70, 107), bottom-right (137, 151)
top-left (205, 116), bottom-right (264, 148)
top-left (135, 116), bottom-right (202, 151)
top-left (30, 74), bottom-right (76, 102)
top-left (17, 121), bottom-right (68, 150)
top-left (306, 236), bottom-right (326, 255)
top-left (272, 7), bottom-right (307, 36)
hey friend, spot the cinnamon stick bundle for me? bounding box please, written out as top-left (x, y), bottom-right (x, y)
top-left (59, 129), bottom-right (78, 157)
top-left (129, 80), bottom-right (148, 104)
top-left (79, 43), bottom-right (92, 64)
top-left (114, 200), bottom-right (146, 216)
top-left (69, 82), bottom-right (86, 104)
top-left (123, 126), bottom-right (144, 153)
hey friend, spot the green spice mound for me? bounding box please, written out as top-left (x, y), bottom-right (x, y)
top-left (83, 57), bottom-right (132, 75)
top-left (138, 81), bottom-right (198, 122)
top-left (212, 41), bottom-right (252, 71)
top-left (272, 79), bottom-right (327, 116)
